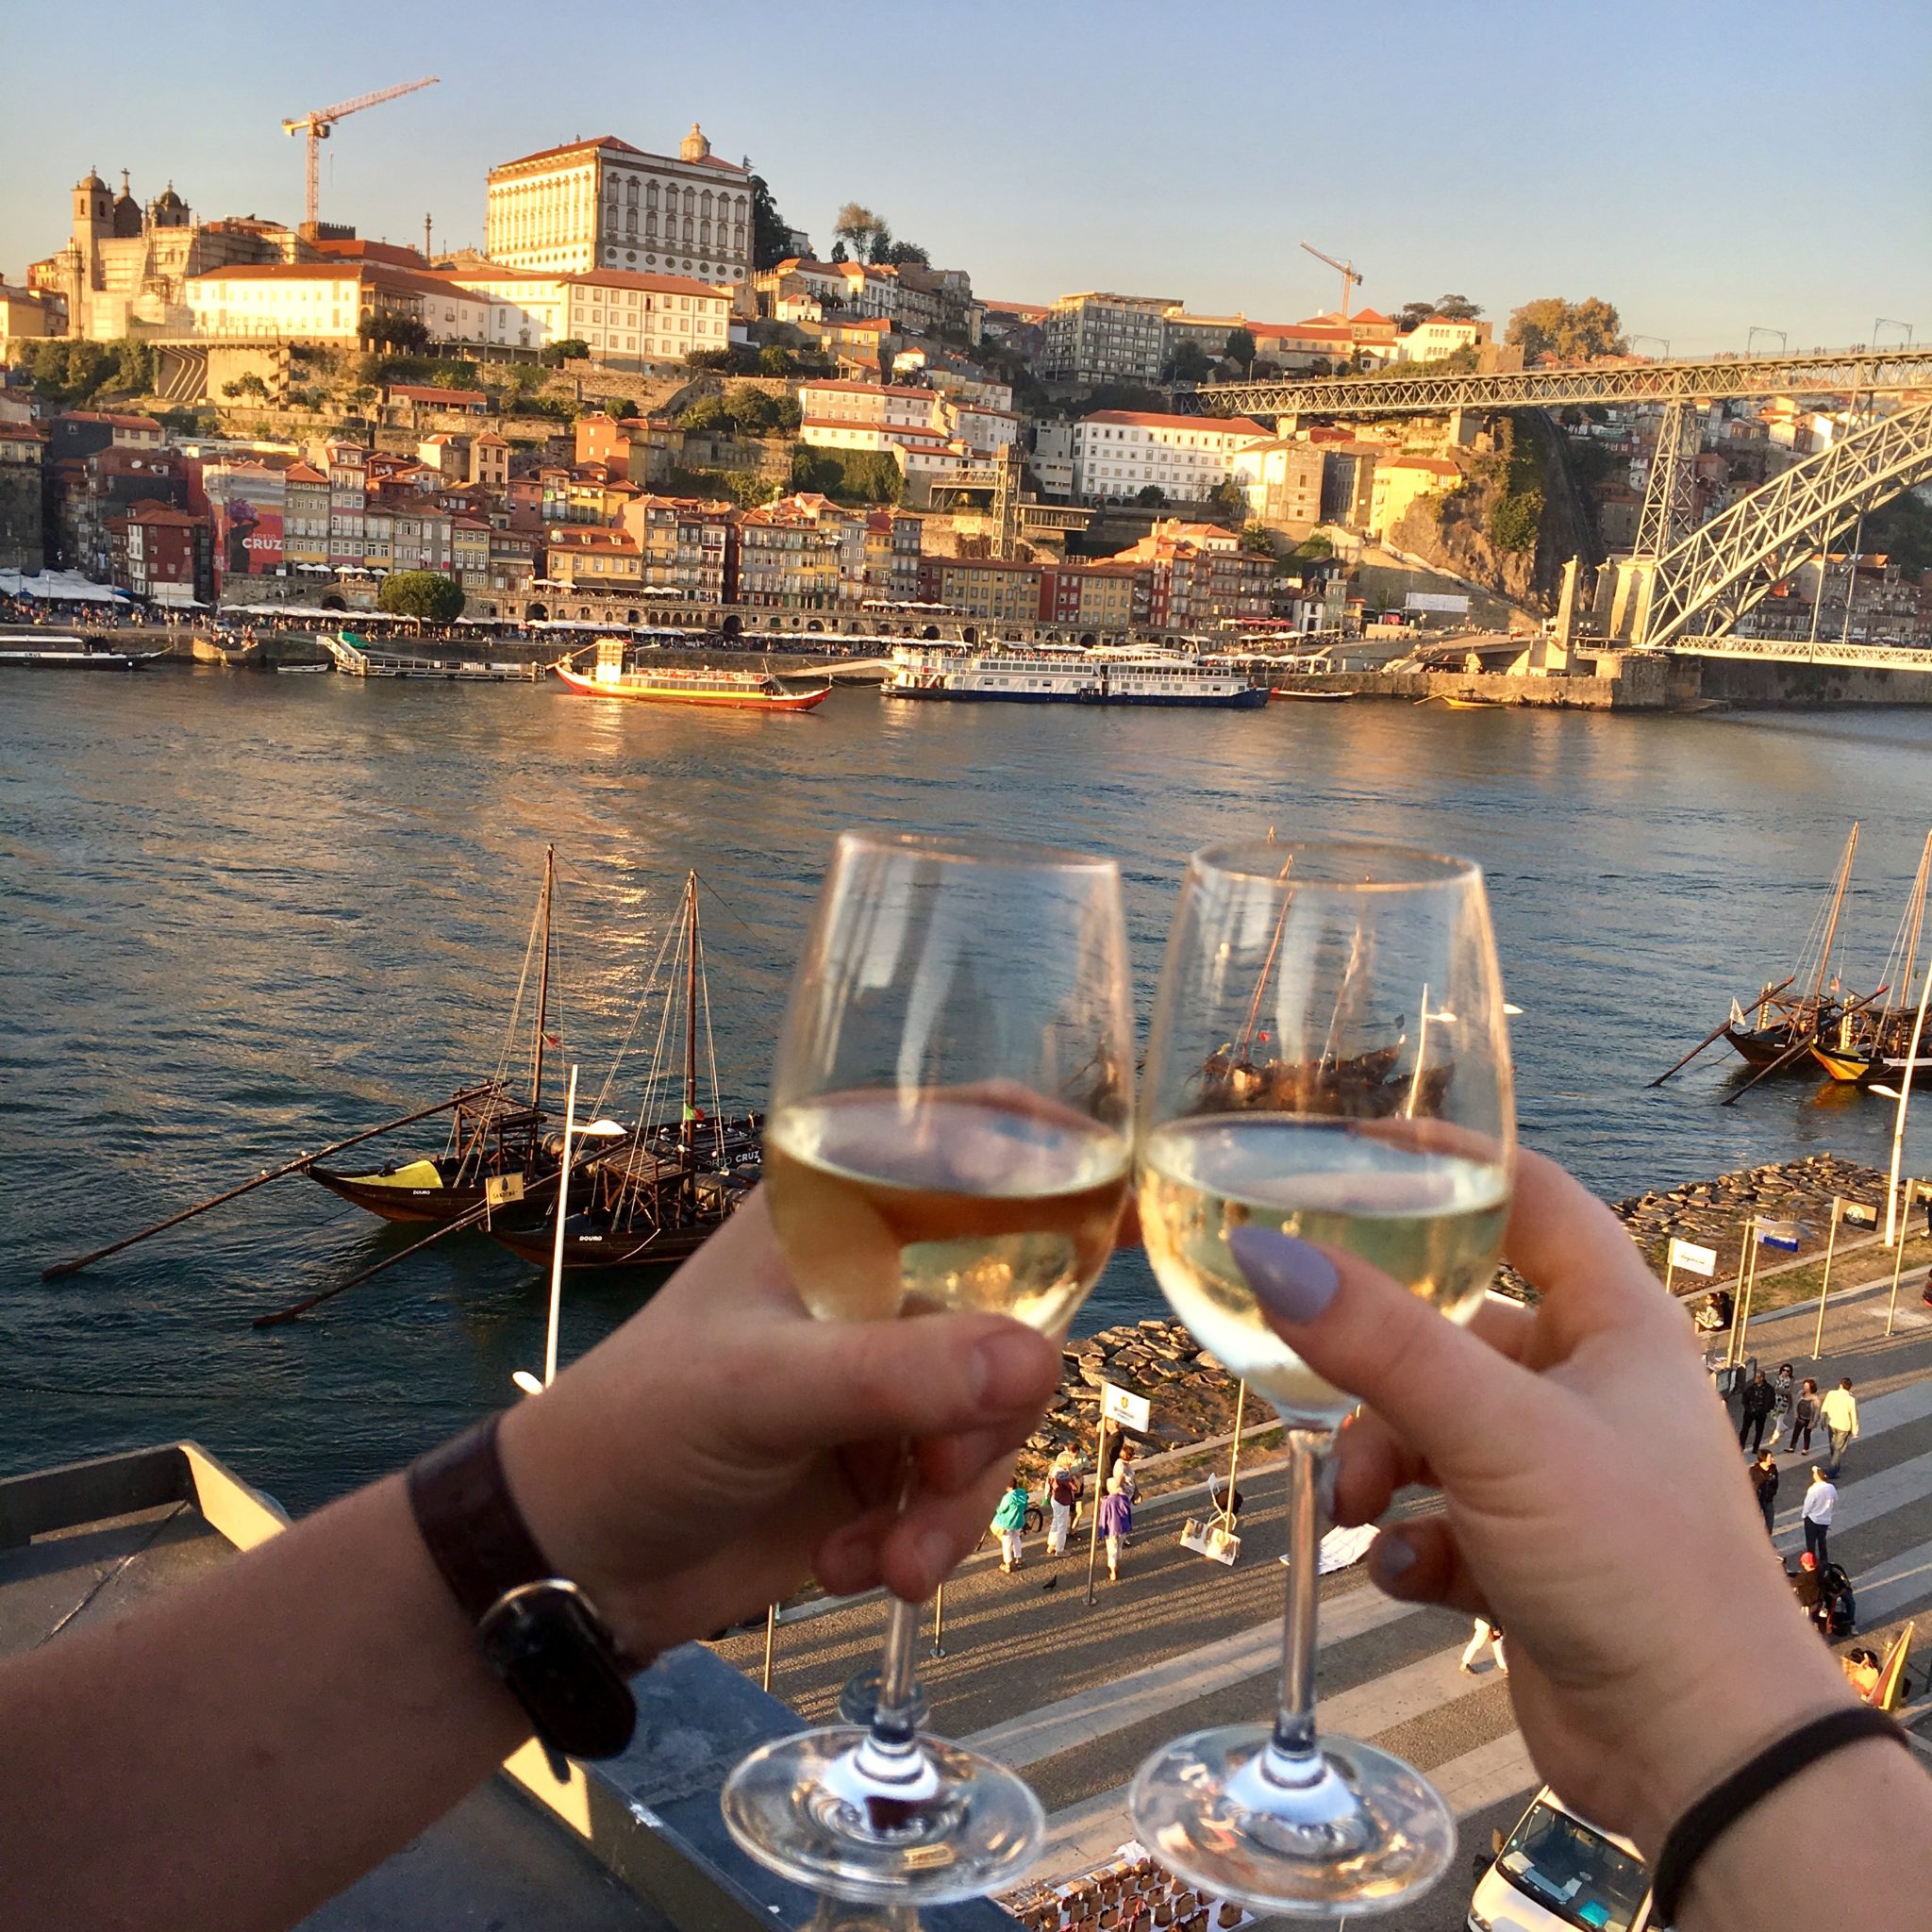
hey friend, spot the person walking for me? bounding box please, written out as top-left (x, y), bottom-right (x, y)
top-left (1739, 1367), bottom-right (1776, 1453)
top-left (1802, 1465), bottom-right (1838, 1570)
top-left (1751, 1448), bottom-right (1781, 1536)
top-left (991, 1474), bottom-right (1030, 1574)
top-left (1458, 1616), bottom-right (1507, 1675)
top-left (1822, 1377), bottom-right (1860, 1474)
top-left (1772, 1361), bottom-right (1796, 1442)
top-left (1043, 1452), bottom-right (1083, 1557)
top-left (1789, 1375), bottom-right (1822, 1455)
top-left (1097, 1473), bottom-right (1133, 1583)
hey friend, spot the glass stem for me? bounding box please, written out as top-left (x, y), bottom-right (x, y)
top-left (1269, 1425), bottom-right (1331, 1772)
top-left (871, 1594), bottom-right (922, 1752)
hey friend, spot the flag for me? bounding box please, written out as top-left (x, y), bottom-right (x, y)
top-left (1870, 1622), bottom-right (1914, 1710)
top-left (543, 1031), bottom-right (562, 1048)
top-left (1757, 1220), bottom-right (1802, 1252)
top-left (681, 1103), bottom-right (706, 1124)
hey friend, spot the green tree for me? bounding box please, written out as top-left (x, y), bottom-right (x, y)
top-left (1136, 484), bottom-right (1168, 508)
top-left (1208, 478), bottom-right (1247, 513)
top-left (1490, 489), bottom-right (1543, 553)
top-left (540, 338), bottom-right (590, 368)
top-left (726, 383), bottom-right (801, 435)
top-left (1434, 293), bottom-right (1482, 322)
top-left (377, 571), bottom-right (466, 622)
top-left (1506, 296), bottom-right (1624, 365)
top-left (113, 338), bottom-right (154, 392)
top-left (833, 203), bottom-right (892, 263)
top-left (614, 396), bottom-right (638, 419)
top-left (1224, 327), bottom-right (1257, 374)
top-left (1396, 301), bottom-right (1435, 333)
top-left (758, 343), bottom-right (795, 375)
top-left (1165, 340), bottom-right (1211, 385)
top-left (745, 168), bottom-right (797, 270)
top-left (1240, 521), bottom-right (1275, 557)
top-left (880, 239), bottom-right (929, 266)
top-left (679, 394), bottom-right (738, 435)
top-left (234, 373), bottom-right (270, 401)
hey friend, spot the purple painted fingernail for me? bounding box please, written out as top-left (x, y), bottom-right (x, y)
top-left (1227, 1225), bottom-right (1341, 1324)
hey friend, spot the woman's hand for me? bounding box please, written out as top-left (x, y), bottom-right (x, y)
top-left (499, 1190), bottom-right (1061, 1659)
top-left (1228, 1149), bottom-right (1854, 1854)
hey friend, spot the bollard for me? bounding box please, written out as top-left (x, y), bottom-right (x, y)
top-left (1085, 1417), bottom-right (1111, 1607)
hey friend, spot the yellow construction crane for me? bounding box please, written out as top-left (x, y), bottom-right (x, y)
top-left (1300, 242), bottom-right (1363, 320)
top-left (283, 76), bottom-right (440, 230)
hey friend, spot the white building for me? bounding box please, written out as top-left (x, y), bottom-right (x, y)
top-left (441, 268), bottom-right (731, 365)
top-left (941, 399), bottom-right (1024, 458)
top-left (796, 380), bottom-right (944, 434)
top-left (484, 124), bottom-right (753, 288)
top-left (1394, 315), bottom-right (1492, 363)
top-left (1071, 409), bottom-right (1271, 504)
top-left (183, 263), bottom-right (487, 344)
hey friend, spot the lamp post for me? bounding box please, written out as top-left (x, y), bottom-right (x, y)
top-left (512, 1062), bottom-right (579, 1398)
top-left (1628, 334), bottom-right (1672, 362)
top-left (1746, 326), bottom-right (1788, 358)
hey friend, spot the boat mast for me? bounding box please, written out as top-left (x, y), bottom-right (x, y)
top-left (682, 870), bottom-right (699, 1155)
top-left (1898, 830), bottom-right (1932, 1018)
top-left (531, 844), bottom-right (555, 1114)
top-left (1811, 822), bottom-right (1859, 1008)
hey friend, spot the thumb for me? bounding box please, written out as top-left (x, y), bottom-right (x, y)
top-left (734, 1309), bottom-right (1060, 1457)
top-left (1227, 1224), bottom-right (1548, 1477)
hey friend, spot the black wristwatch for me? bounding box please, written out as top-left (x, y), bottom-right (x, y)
top-left (408, 1412), bottom-right (641, 1774)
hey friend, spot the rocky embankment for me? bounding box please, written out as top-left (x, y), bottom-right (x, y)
top-left (1033, 1153), bottom-right (1892, 1481)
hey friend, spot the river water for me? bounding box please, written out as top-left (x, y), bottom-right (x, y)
top-left (6, 672), bottom-right (1932, 1509)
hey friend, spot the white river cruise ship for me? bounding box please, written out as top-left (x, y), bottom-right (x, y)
top-left (885, 644), bottom-right (1267, 708)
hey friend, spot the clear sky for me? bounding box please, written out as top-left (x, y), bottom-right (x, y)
top-left (7, 0), bottom-right (1928, 352)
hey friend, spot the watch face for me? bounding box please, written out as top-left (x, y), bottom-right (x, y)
top-left (479, 1580), bottom-right (638, 1760)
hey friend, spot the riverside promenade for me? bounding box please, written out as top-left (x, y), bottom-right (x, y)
top-left (712, 1257), bottom-right (1932, 1930)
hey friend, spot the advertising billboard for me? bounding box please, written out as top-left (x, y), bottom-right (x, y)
top-left (209, 462), bottom-right (286, 581)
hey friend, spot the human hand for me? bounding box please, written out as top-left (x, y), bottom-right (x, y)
top-left (1228, 1150), bottom-right (1853, 1853)
top-left (498, 1190), bottom-right (1060, 1659)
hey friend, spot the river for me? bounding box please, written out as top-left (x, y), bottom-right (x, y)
top-left (5, 672), bottom-right (1932, 1508)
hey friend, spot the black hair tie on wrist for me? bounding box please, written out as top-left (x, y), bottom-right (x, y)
top-left (1651, 1706), bottom-right (1907, 1924)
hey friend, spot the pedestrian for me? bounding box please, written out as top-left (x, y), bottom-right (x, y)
top-left (1113, 1440), bottom-right (1141, 1543)
top-left (1097, 1473), bottom-right (1133, 1582)
top-left (991, 1474), bottom-right (1030, 1574)
top-left (1691, 1291), bottom-right (1727, 1340)
top-left (1458, 1616), bottom-right (1507, 1676)
top-left (1822, 1376), bottom-right (1860, 1474)
top-left (1771, 1361), bottom-right (1795, 1441)
top-left (1750, 1448), bottom-right (1780, 1536)
top-left (1043, 1452), bottom-right (1083, 1557)
top-left (1802, 1464), bottom-right (1837, 1570)
top-left (1739, 1366), bottom-right (1776, 1452)
top-left (1790, 1550), bottom-right (1828, 1632)
top-left (1789, 1376), bottom-right (1821, 1455)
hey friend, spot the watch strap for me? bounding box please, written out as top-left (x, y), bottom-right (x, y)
top-left (408, 1413), bottom-right (555, 1624)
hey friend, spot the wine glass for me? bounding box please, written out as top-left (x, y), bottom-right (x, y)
top-left (1127, 838), bottom-right (1515, 1917)
top-left (721, 830), bottom-right (1136, 1905)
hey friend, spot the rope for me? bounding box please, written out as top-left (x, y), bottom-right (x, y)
top-left (589, 918), bottom-right (681, 1120)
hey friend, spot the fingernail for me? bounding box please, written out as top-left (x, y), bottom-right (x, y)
top-left (973, 1327), bottom-right (1047, 1407)
top-left (911, 1525), bottom-right (953, 1589)
top-left (1227, 1226), bottom-right (1340, 1324)
top-left (1371, 1531), bottom-right (1416, 1585)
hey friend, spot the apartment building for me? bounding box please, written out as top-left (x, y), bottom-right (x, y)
top-left (1070, 409), bottom-right (1270, 504)
top-left (1041, 292), bottom-right (1178, 385)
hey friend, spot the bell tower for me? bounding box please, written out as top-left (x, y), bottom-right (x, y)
top-left (679, 122), bottom-right (711, 162)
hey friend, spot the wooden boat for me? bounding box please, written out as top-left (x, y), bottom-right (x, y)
top-left (489, 871), bottom-right (759, 1271)
top-left (1812, 829), bottom-right (1932, 1085)
top-left (308, 849), bottom-right (568, 1223)
top-left (1271, 686), bottom-right (1356, 703)
top-left (191, 631), bottom-right (263, 668)
top-left (1722, 824), bottom-right (1864, 1074)
top-left (555, 637), bottom-right (829, 710)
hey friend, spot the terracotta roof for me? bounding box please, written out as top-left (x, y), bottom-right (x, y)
top-left (799, 379), bottom-right (896, 397)
top-left (1381, 456), bottom-right (1461, 476)
top-left (282, 463), bottom-right (327, 483)
top-left (491, 136), bottom-right (646, 173)
top-left (63, 410), bottom-right (164, 430)
top-left (1081, 409), bottom-right (1269, 437)
top-left (568, 269), bottom-right (728, 298)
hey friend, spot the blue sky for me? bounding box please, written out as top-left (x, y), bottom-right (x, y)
top-left (7, 0), bottom-right (1928, 351)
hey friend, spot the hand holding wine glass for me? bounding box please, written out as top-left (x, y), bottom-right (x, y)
top-left (723, 831), bottom-right (1135, 1905)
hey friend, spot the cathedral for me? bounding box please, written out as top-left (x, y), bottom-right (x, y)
top-left (31, 171), bottom-right (309, 341)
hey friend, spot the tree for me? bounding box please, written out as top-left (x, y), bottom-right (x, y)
top-left (745, 168), bottom-right (796, 271)
top-left (1224, 327), bottom-right (1257, 375)
top-left (1240, 521), bottom-right (1275, 558)
top-left (1136, 484), bottom-right (1168, 508)
top-left (1396, 301), bottom-right (1436, 333)
top-left (1506, 296), bottom-right (1624, 365)
top-left (1208, 479), bottom-right (1247, 513)
top-left (758, 343), bottom-right (795, 375)
top-left (829, 241), bottom-right (848, 263)
top-left (727, 383), bottom-right (800, 435)
top-left (540, 338), bottom-right (591, 368)
top-left (1434, 293), bottom-right (1482, 322)
top-left (1489, 489), bottom-right (1543, 553)
top-left (1164, 341), bottom-right (1212, 385)
top-left (378, 570), bottom-right (465, 622)
top-left (880, 240), bottom-right (929, 267)
top-left (231, 373), bottom-right (270, 402)
top-left (614, 397), bottom-right (638, 419)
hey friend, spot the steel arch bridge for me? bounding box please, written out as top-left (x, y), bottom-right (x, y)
top-left (1620, 400), bottom-right (1932, 651)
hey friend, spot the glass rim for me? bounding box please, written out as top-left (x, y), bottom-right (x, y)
top-left (1189, 837), bottom-right (1481, 892)
top-left (833, 828), bottom-right (1120, 874)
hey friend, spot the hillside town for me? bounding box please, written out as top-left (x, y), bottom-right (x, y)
top-left (2, 122), bottom-right (1927, 649)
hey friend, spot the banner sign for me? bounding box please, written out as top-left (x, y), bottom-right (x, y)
top-left (1100, 1381), bottom-right (1151, 1432)
top-left (1668, 1238), bottom-right (1718, 1278)
top-left (1757, 1221), bottom-right (1802, 1251)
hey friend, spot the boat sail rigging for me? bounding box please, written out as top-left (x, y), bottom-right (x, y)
top-left (1812, 828), bottom-right (1932, 1085)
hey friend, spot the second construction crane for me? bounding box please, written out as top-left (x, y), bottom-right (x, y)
top-left (283, 76), bottom-right (440, 230)
top-left (1300, 242), bottom-right (1363, 320)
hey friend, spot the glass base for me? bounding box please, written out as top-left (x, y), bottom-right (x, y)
top-left (1127, 1724), bottom-right (1455, 1918)
top-left (721, 1724), bottom-right (1045, 1906)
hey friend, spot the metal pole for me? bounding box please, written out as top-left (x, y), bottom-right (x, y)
top-left (1813, 1197), bottom-right (1842, 1360)
top-left (1664, 1253), bottom-right (1676, 1300)
top-left (1736, 1225), bottom-right (1761, 1366)
top-left (543, 1064), bottom-right (578, 1387)
top-left (1085, 1417), bottom-right (1109, 1606)
top-left (1887, 1182), bottom-right (1917, 1338)
top-left (1221, 1380), bottom-right (1248, 1530)
top-left (930, 1585), bottom-right (946, 1659)
top-left (1725, 1220), bottom-right (1754, 1368)
top-left (760, 1602), bottom-right (776, 1692)
top-left (1884, 970), bottom-right (1932, 1244)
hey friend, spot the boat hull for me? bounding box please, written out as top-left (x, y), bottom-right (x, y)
top-left (1810, 1045), bottom-right (1874, 1083)
top-left (1723, 1025), bottom-right (1817, 1072)
top-left (487, 1219), bottom-right (718, 1271)
top-left (554, 663), bottom-right (829, 710)
top-left (0, 648), bottom-right (152, 670)
top-left (308, 1166), bottom-right (492, 1224)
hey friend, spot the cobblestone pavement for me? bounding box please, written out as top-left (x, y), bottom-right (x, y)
top-left (710, 1266), bottom-right (1932, 1930)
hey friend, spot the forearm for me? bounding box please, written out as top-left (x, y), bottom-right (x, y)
top-left (0, 1472), bottom-right (529, 1932)
top-left (1681, 1735), bottom-right (1932, 1932)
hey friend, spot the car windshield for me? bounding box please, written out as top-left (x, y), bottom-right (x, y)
top-left (1495, 1801), bottom-right (1648, 1932)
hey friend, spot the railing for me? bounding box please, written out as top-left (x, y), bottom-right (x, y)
top-left (1672, 634), bottom-right (1932, 672)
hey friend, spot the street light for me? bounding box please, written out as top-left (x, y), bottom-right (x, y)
top-left (1874, 319), bottom-right (1915, 350)
top-left (1746, 326), bottom-right (1788, 358)
top-left (512, 1063), bottom-right (580, 1398)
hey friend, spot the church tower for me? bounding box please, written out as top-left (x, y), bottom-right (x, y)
top-left (72, 169), bottom-right (110, 291)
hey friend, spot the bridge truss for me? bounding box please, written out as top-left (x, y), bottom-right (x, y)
top-left (1632, 400), bottom-right (1932, 651)
top-left (1189, 346), bottom-right (1932, 421)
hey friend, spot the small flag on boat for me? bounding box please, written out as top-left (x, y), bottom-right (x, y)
top-left (682, 1103), bottom-right (707, 1124)
top-left (543, 1032), bottom-right (562, 1048)
top-left (485, 1174), bottom-right (525, 1208)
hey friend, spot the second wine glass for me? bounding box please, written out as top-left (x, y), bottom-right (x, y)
top-left (721, 830), bottom-right (1136, 1905)
top-left (1128, 837), bottom-right (1515, 1918)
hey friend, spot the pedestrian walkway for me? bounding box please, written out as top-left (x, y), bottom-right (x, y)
top-left (708, 1258), bottom-right (1932, 1919)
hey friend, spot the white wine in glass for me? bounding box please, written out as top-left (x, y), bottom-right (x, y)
top-left (1128, 838), bottom-right (1515, 1918)
top-left (722, 831), bottom-right (1134, 1906)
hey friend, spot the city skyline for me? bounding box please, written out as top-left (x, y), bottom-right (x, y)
top-left (6, 0), bottom-right (1929, 351)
